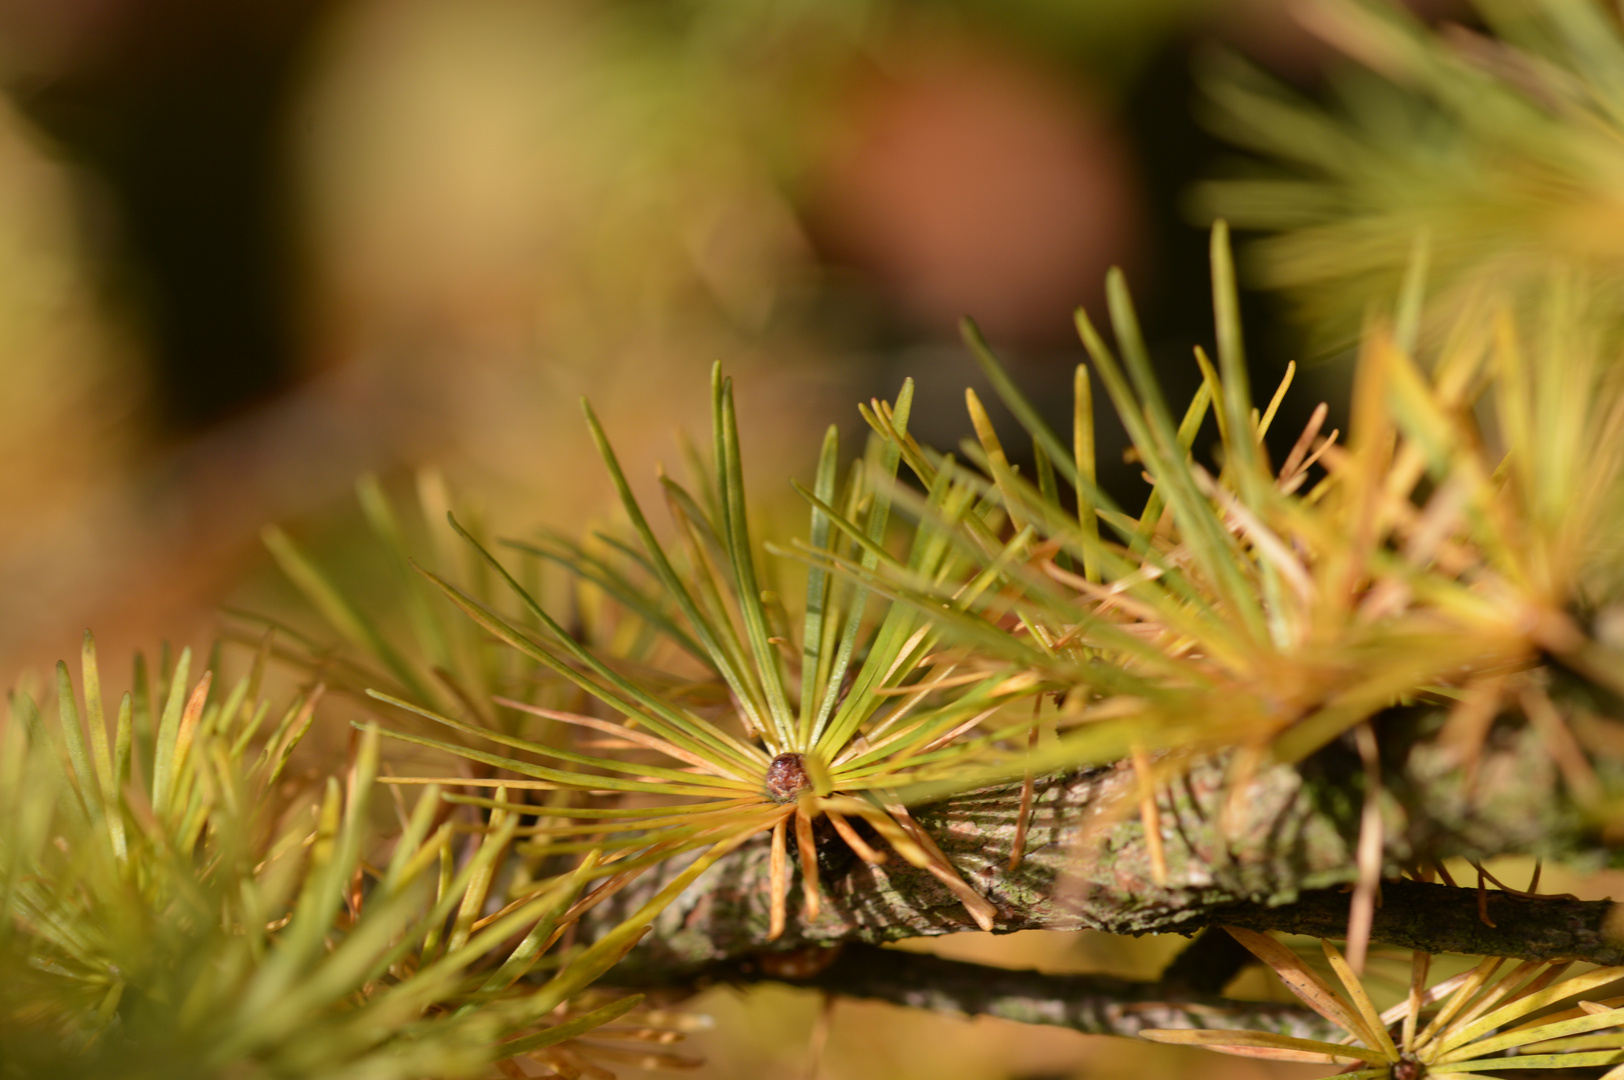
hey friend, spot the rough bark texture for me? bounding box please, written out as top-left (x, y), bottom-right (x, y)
top-left (562, 705), bottom-right (1624, 1045)
top-left (595, 715), bottom-right (1612, 993)
top-left (673, 942), bottom-right (1345, 1043)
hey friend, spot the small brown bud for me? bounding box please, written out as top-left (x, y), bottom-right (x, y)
top-left (765, 753), bottom-right (810, 802)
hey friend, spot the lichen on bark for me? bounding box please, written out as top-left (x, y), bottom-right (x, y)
top-left (592, 711), bottom-right (1620, 989)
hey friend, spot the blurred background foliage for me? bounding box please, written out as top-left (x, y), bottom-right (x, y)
top-left (0, 0), bottom-right (1336, 682)
top-left (9, 0), bottom-right (1615, 1077)
top-left (1198, 0), bottom-right (1624, 355)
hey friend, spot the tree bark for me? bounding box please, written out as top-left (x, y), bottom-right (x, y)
top-left (689, 942), bottom-right (1345, 1043)
top-left (590, 712), bottom-right (1621, 1031)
